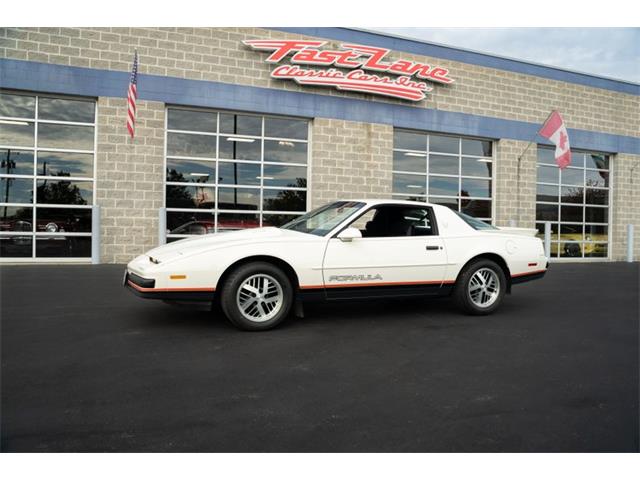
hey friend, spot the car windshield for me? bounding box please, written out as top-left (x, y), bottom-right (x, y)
top-left (280, 201), bottom-right (365, 236)
top-left (455, 211), bottom-right (497, 230)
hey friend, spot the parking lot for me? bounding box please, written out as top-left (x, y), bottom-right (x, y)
top-left (1, 262), bottom-right (638, 452)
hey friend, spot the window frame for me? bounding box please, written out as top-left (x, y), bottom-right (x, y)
top-left (535, 146), bottom-right (612, 261)
top-left (0, 90), bottom-right (97, 262)
top-left (391, 129), bottom-right (496, 223)
top-left (163, 106), bottom-right (311, 241)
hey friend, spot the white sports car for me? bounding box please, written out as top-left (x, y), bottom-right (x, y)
top-left (125, 200), bottom-right (548, 330)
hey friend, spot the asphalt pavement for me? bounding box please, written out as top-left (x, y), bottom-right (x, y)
top-left (1, 262), bottom-right (638, 452)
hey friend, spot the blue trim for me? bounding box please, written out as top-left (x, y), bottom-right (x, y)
top-left (270, 27), bottom-right (640, 96)
top-left (1, 59), bottom-right (638, 155)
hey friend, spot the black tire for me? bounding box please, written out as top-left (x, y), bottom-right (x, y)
top-left (565, 242), bottom-right (581, 257)
top-left (219, 262), bottom-right (294, 331)
top-left (453, 259), bottom-right (507, 315)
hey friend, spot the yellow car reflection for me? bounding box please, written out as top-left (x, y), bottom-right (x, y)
top-left (550, 234), bottom-right (608, 257)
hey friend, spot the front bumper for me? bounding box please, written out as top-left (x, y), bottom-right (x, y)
top-left (124, 270), bottom-right (215, 302)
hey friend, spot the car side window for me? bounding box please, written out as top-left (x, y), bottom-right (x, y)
top-left (348, 206), bottom-right (436, 238)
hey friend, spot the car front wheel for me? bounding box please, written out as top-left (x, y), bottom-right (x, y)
top-left (220, 262), bottom-right (293, 331)
top-left (453, 259), bottom-right (506, 315)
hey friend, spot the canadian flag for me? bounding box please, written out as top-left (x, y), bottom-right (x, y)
top-left (539, 110), bottom-right (571, 169)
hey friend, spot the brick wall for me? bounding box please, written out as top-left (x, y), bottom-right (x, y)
top-left (96, 98), bottom-right (164, 263)
top-left (311, 119), bottom-right (392, 208)
top-left (611, 153), bottom-right (640, 261)
top-left (494, 140), bottom-right (537, 227)
top-left (0, 27), bottom-right (637, 137)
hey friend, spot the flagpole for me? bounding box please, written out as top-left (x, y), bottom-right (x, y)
top-left (514, 110), bottom-right (553, 225)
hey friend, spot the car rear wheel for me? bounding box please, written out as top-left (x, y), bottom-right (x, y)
top-left (453, 259), bottom-right (506, 315)
top-left (220, 262), bottom-right (293, 331)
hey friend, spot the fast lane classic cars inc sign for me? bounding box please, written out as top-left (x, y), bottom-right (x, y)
top-left (244, 39), bottom-right (455, 101)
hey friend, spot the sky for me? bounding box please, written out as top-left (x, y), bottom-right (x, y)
top-left (372, 28), bottom-right (640, 83)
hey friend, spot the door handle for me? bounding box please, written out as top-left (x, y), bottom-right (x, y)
top-left (425, 245), bottom-right (441, 251)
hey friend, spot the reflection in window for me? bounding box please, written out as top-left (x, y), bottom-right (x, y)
top-left (167, 211), bottom-right (216, 234)
top-left (0, 122), bottom-right (35, 147)
top-left (166, 159), bottom-right (215, 184)
top-left (218, 162), bottom-right (260, 186)
top-left (38, 97), bottom-right (95, 123)
top-left (1, 149), bottom-right (34, 175)
top-left (392, 129), bottom-right (494, 221)
top-left (38, 151), bottom-right (93, 178)
top-left (218, 187), bottom-right (260, 210)
top-left (36, 180), bottom-right (92, 205)
top-left (0, 206), bottom-right (32, 231)
top-left (0, 92), bottom-right (96, 259)
top-left (165, 109), bottom-right (309, 237)
top-left (263, 189), bottom-right (306, 212)
top-left (166, 185), bottom-right (216, 209)
top-left (0, 178), bottom-right (33, 204)
top-left (37, 124), bottom-right (94, 150)
top-left (536, 147), bottom-right (610, 258)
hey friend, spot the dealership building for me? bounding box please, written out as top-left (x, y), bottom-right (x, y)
top-left (0, 27), bottom-right (638, 264)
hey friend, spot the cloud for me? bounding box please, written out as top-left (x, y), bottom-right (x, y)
top-left (371, 28), bottom-right (640, 83)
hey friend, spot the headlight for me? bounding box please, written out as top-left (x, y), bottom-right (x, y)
top-left (45, 222), bottom-right (58, 233)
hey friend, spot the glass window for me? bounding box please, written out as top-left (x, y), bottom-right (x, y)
top-left (219, 136), bottom-right (261, 161)
top-left (461, 178), bottom-right (491, 198)
top-left (167, 108), bottom-right (217, 133)
top-left (219, 113), bottom-right (262, 136)
top-left (38, 124), bottom-right (94, 150)
top-left (0, 121), bottom-right (35, 147)
top-left (38, 151), bottom-right (93, 178)
top-left (263, 189), bottom-right (306, 212)
top-left (218, 212), bottom-right (261, 231)
top-left (218, 162), bottom-right (261, 186)
top-left (429, 176), bottom-right (458, 196)
top-left (167, 132), bottom-right (216, 158)
top-left (461, 139), bottom-right (492, 157)
top-left (536, 147), bottom-right (610, 258)
top-left (167, 211), bottom-right (216, 234)
top-left (165, 109), bottom-right (309, 237)
top-left (262, 164), bottom-right (307, 188)
top-left (36, 179), bottom-right (92, 205)
top-left (0, 92), bottom-right (96, 260)
top-left (38, 97), bottom-right (95, 123)
top-left (393, 173), bottom-right (426, 196)
top-left (1, 149), bottom-right (34, 175)
top-left (429, 154), bottom-right (459, 175)
top-left (263, 140), bottom-right (308, 164)
top-left (429, 135), bottom-right (459, 154)
top-left (461, 157), bottom-right (492, 178)
top-left (218, 187), bottom-right (260, 210)
top-left (36, 207), bottom-right (92, 232)
top-left (0, 178), bottom-right (33, 203)
top-left (166, 159), bottom-right (215, 184)
top-left (0, 235), bottom-right (33, 257)
top-left (264, 117), bottom-right (308, 140)
top-left (393, 130), bottom-right (494, 222)
top-left (393, 150), bottom-right (426, 173)
top-left (393, 130), bottom-right (427, 151)
top-left (0, 93), bottom-right (36, 118)
top-left (36, 236), bottom-right (91, 258)
top-left (537, 184), bottom-right (558, 203)
top-left (166, 185), bottom-right (215, 209)
top-left (0, 206), bottom-right (32, 231)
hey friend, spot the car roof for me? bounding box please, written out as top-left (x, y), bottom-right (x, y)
top-left (338, 198), bottom-right (439, 208)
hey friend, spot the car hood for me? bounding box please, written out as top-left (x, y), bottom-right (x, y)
top-left (145, 227), bottom-right (311, 264)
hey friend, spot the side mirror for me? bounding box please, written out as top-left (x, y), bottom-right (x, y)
top-left (337, 227), bottom-right (362, 242)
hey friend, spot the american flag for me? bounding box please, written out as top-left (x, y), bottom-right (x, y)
top-left (126, 50), bottom-right (138, 139)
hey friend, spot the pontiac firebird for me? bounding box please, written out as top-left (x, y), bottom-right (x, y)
top-left (124, 199), bottom-right (548, 330)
